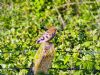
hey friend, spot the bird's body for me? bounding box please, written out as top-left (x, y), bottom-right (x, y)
top-left (37, 26), bottom-right (57, 43)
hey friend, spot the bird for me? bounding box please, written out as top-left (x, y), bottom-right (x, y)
top-left (37, 26), bottom-right (57, 43)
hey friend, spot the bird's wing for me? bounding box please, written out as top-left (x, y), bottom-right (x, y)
top-left (37, 32), bottom-right (51, 43)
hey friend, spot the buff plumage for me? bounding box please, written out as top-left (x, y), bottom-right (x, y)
top-left (37, 26), bottom-right (57, 43)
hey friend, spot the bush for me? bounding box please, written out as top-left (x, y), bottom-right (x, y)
top-left (0, 0), bottom-right (100, 75)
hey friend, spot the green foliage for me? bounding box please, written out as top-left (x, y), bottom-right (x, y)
top-left (0, 0), bottom-right (100, 75)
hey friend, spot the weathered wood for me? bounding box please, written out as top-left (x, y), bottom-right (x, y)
top-left (33, 42), bottom-right (55, 75)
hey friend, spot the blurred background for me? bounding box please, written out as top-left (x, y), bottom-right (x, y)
top-left (0, 0), bottom-right (100, 75)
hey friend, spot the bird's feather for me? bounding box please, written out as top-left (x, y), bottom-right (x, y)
top-left (37, 27), bottom-right (56, 43)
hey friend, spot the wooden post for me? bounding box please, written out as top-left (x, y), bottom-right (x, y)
top-left (33, 42), bottom-right (55, 75)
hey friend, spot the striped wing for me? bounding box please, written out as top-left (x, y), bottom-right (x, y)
top-left (37, 32), bottom-right (51, 43)
top-left (37, 26), bottom-right (56, 43)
